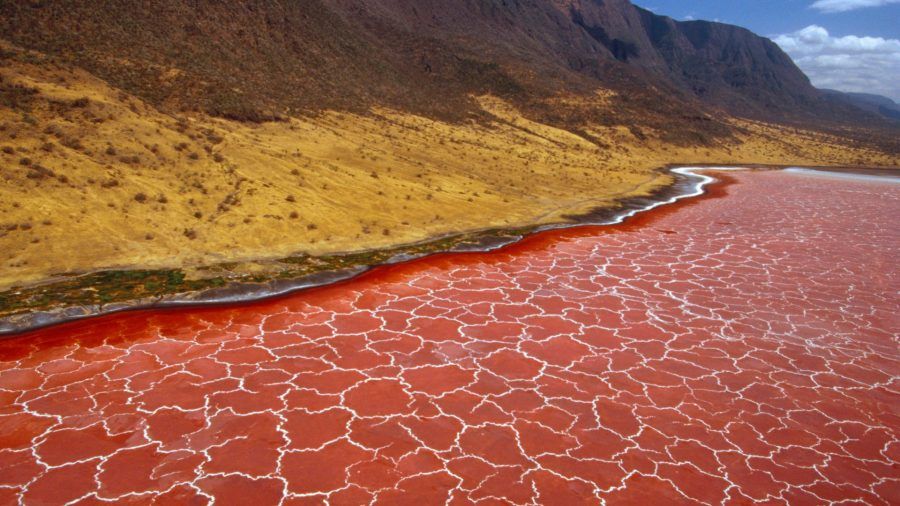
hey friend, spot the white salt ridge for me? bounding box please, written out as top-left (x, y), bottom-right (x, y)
top-left (592, 166), bottom-right (748, 226)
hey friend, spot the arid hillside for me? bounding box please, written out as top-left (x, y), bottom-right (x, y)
top-left (2, 0), bottom-right (896, 131)
top-left (1, 41), bottom-right (896, 293)
top-left (0, 0), bottom-right (897, 298)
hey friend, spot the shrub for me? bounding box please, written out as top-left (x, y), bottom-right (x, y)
top-left (183, 229), bottom-right (197, 239)
top-left (60, 137), bottom-right (84, 150)
top-left (26, 164), bottom-right (55, 180)
top-left (134, 193), bottom-right (148, 203)
top-left (43, 124), bottom-right (63, 137)
top-left (205, 131), bottom-right (224, 144)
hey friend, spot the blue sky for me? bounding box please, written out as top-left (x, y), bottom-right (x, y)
top-left (635, 0), bottom-right (900, 101)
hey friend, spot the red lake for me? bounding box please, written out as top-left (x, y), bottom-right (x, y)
top-left (0, 168), bottom-right (898, 505)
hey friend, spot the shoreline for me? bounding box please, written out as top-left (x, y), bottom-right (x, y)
top-left (1, 164), bottom-right (897, 337)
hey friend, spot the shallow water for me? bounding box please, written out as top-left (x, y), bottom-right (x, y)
top-left (784, 167), bottom-right (900, 184)
top-left (0, 169), bottom-right (898, 504)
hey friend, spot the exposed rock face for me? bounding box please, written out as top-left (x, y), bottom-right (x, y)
top-left (550, 0), bottom-right (823, 119)
top-left (0, 0), bottom-right (890, 129)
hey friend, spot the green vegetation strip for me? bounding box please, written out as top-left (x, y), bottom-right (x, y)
top-left (0, 227), bottom-right (534, 320)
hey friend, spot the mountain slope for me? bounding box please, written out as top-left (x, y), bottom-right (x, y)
top-left (1, 0), bottom-right (891, 131)
top-left (0, 0), bottom-right (897, 297)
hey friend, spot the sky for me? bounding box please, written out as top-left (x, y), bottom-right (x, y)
top-left (635, 0), bottom-right (900, 102)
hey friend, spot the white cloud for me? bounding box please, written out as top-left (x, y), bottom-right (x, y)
top-left (810, 0), bottom-right (900, 13)
top-left (774, 25), bottom-right (900, 101)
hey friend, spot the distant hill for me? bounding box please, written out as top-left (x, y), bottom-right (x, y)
top-left (822, 90), bottom-right (900, 122)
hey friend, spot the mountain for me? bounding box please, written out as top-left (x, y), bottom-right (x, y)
top-left (822, 90), bottom-right (900, 122)
top-left (553, 0), bottom-right (823, 118)
top-left (0, 0), bottom-right (890, 132)
top-left (0, 0), bottom-right (897, 301)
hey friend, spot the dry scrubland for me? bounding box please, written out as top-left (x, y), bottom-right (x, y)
top-left (1, 45), bottom-right (897, 291)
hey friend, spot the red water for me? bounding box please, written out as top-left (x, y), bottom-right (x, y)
top-left (1, 170), bottom-right (898, 505)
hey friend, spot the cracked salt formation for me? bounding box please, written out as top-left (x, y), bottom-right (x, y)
top-left (0, 169), bottom-right (898, 505)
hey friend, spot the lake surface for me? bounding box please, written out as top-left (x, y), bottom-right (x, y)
top-left (1, 169), bottom-right (898, 505)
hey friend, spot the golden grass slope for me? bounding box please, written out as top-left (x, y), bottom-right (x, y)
top-left (1, 44), bottom-right (897, 291)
